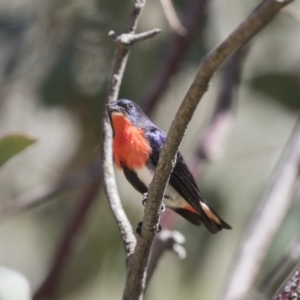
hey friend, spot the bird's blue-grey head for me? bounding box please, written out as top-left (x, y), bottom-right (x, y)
top-left (106, 99), bottom-right (151, 129)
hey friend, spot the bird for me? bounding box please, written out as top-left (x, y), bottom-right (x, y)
top-left (106, 99), bottom-right (232, 234)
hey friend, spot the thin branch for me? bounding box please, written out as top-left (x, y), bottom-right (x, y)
top-left (123, 1), bottom-right (293, 299)
top-left (144, 47), bottom-right (248, 285)
top-left (102, 0), bottom-right (161, 259)
top-left (273, 266), bottom-right (300, 300)
top-left (159, 0), bottom-right (187, 35)
top-left (142, 0), bottom-right (209, 115)
top-left (222, 117), bottom-right (300, 300)
top-left (33, 179), bottom-right (101, 299)
top-left (126, 0), bottom-right (147, 34)
top-left (146, 230), bottom-right (186, 287)
top-left (0, 162), bottom-right (100, 219)
top-left (108, 29), bottom-right (161, 47)
top-left (147, 46), bottom-right (249, 268)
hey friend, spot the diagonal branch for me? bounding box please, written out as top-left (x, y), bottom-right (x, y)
top-left (123, 1), bottom-right (293, 299)
top-left (221, 117), bottom-right (300, 300)
top-left (146, 47), bottom-right (248, 280)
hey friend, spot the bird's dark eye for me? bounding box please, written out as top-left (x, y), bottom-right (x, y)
top-left (127, 103), bottom-right (133, 109)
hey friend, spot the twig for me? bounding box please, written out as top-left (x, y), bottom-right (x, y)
top-left (222, 117), bottom-right (300, 300)
top-left (108, 29), bottom-right (161, 47)
top-left (189, 45), bottom-right (248, 178)
top-left (159, 0), bottom-right (187, 35)
top-left (273, 266), bottom-right (300, 300)
top-left (0, 161), bottom-right (100, 219)
top-left (124, 1), bottom-right (293, 299)
top-left (256, 234), bottom-right (300, 299)
top-left (33, 179), bottom-right (101, 299)
top-left (102, 0), bottom-right (161, 259)
top-left (142, 0), bottom-right (209, 115)
top-left (146, 230), bottom-right (186, 287)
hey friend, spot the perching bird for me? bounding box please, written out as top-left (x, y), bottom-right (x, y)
top-left (107, 99), bottom-right (231, 234)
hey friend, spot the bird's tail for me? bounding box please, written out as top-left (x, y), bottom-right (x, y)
top-left (198, 201), bottom-right (232, 234)
top-left (173, 201), bottom-right (232, 234)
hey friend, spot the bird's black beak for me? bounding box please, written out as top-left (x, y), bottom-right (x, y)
top-left (106, 102), bottom-right (121, 114)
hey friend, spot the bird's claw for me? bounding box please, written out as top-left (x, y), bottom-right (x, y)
top-left (135, 221), bottom-right (162, 237)
top-left (142, 193), bottom-right (166, 213)
top-left (156, 223), bottom-right (162, 233)
top-left (142, 193), bottom-right (148, 206)
top-left (136, 221), bottom-right (143, 237)
top-left (160, 202), bottom-right (166, 212)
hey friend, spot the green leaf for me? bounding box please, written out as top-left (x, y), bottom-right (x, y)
top-left (0, 133), bottom-right (38, 168)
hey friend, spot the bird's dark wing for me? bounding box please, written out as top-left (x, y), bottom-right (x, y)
top-left (145, 126), bottom-right (204, 210)
top-left (170, 157), bottom-right (232, 233)
top-left (122, 165), bottom-right (148, 194)
top-left (170, 152), bottom-right (205, 210)
top-left (145, 126), bottom-right (228, 233)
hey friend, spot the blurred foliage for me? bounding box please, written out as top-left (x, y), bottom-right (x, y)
top-left (0, 133), bottom-right (37, 167)
top-left (249, 73), bottom-right (300, 110)
top-left (41, 36), bottom-right (75, 107)
top-left (0, 0), bottom-right (299, 300)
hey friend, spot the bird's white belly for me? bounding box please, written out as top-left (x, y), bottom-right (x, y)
top-left (134, 166), bottom-right (186, 209)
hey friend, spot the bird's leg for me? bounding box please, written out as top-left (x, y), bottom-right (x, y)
top-left (135, 221), bottom-right (162, 237)
top-left (142, 192), bottom-right (166, 212)
top-left (138, 193), bottom-right (165, 236)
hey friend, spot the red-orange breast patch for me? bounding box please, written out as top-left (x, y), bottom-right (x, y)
top-left (111, 113), bottom-right (152, 169)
